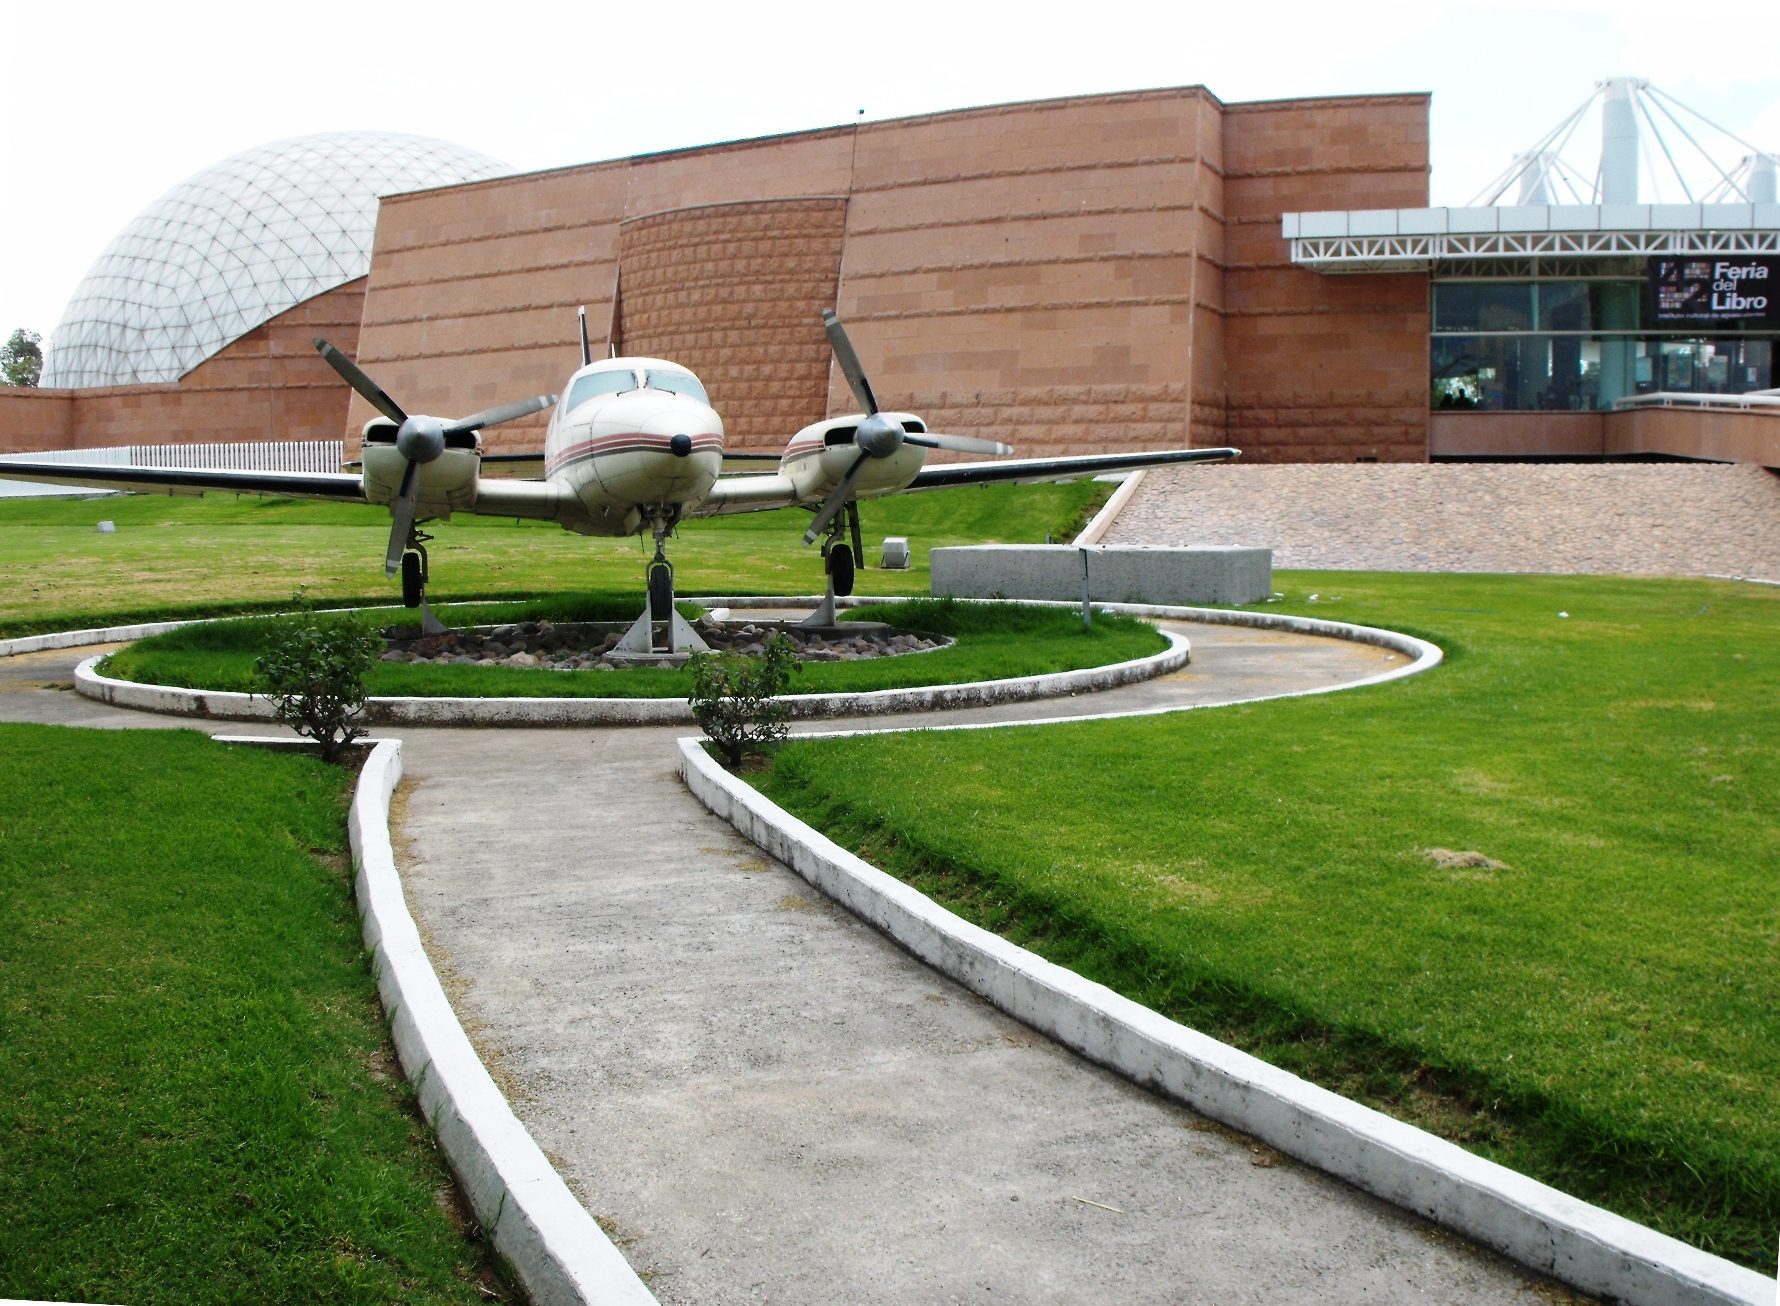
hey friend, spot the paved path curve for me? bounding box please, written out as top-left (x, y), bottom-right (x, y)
top-left (0, 622), bottom-right (1563, 1304)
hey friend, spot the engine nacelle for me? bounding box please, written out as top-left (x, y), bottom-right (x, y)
top-left (783, 412), bottom-right (927, 503)
top-left (360, 444), bottom-right (481, 520)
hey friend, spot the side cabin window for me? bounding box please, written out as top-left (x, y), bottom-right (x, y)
top-left (644, 370), bottom-right (709, 404)
top-left (564, 369), bottom-right (638, 412)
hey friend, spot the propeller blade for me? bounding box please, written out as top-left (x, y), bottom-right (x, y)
top-left (904, 431), bottom-right (1014, 456)
top-left (444, 394), bottom-right (557, 436)
top-left (384, 459), bottom-right (419, 577)
top-left (821, 310), bottom-right (878, 416)
top-left (803, 451), bottom-right (870, 545)
top-left (315, 338), bottom-right (407, 425)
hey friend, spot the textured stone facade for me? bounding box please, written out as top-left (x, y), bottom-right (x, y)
top-left (349, 86), bottom-right (1434, 463)
top-left (616, 199), bottom-right (846, 447)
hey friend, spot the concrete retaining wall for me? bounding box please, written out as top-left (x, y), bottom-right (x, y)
top-left (932, 545), bottom-right (1273, 605)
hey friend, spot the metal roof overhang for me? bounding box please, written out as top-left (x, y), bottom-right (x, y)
top-left (1284, 204), bottom-right (1780, 273)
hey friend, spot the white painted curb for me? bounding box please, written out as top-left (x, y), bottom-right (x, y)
top-left (0, 619), bottom-right (189, 657)
top-left (677, 738), bottom-right (1771, 1306)
top-left (350, 740), bottom-right (656, 1306)
top-left (65, 607), bottom-right (1192, 725)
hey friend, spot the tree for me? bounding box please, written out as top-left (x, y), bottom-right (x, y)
top-left (2, 329), bottom-right (43, 387)
top-left (254, 615), bottom-right (383, 764)
top-left (686, 634), bottom-right (800, 768)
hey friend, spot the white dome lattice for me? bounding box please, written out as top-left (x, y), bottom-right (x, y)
top-left (43, 131), bottom-right (510, 388)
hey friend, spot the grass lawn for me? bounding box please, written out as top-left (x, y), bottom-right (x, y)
top-left (0, 725), bottom-right (504, 1303)
top-left (0, 480), bottom-right (1103, 638)
top-left (754, 572), bottom-right (1780, 1269)
top-left (99, 596), bottom-right (1166, 699)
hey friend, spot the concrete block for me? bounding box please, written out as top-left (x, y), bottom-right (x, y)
top-left (931, 545), bottom-right (1273, 606)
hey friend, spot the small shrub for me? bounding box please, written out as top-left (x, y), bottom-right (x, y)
top-left (254, 616), bottom-right (383, 764)
top-left (687, 633), bottom-right (800, 768)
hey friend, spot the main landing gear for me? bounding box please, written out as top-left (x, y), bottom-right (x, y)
top-left (615, 515), bottom-right (709, 655)
top-left (397, 527), bottom-right (447, 635)
top-left (803, 502), bottom-right (863, 628)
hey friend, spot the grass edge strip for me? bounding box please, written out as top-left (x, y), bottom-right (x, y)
top-left (346, 738), bottom-right (657, 1305)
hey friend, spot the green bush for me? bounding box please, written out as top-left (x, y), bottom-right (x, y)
top-left (253, 616), bottom-right (383, 763)
top-left (687, 633), bottom-right (800, 768)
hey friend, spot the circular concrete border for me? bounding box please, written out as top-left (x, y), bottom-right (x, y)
top-left (58, 598), bottom-right (1194, 726)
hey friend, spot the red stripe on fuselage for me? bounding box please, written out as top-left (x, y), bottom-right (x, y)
top-left (547, 431), bottom-right (723, 477)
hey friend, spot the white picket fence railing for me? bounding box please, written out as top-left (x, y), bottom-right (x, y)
top-left (0, 441), bottom-right (345, 496)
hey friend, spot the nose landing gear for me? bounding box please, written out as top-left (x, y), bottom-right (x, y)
top-left (615, 514), bottom-right (709, 655)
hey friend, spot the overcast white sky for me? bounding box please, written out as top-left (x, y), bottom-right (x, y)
top-left (6, 0), bottom-right (1778, 348)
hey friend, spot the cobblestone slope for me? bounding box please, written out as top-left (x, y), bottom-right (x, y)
top-left (1108, 462), bottom-right (1780, 578)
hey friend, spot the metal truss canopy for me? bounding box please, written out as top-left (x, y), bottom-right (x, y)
top-left (1285, 205), bottom-right (1780, 274)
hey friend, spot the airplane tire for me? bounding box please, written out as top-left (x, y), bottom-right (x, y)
top-left (648, 561), bottom-right (674, 621)
top-left (828, 543), bottom-right (855, 597)
top-left (401, 551), bottom-right (424, 608)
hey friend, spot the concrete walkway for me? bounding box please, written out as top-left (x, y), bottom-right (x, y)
top-left (0, 624), bottom-right (1563, 1303)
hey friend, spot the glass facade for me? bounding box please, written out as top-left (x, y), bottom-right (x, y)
top-left (44, 133), bottom-right (511, 389)
top-left (1430, 278), bottom-right (1776, 411)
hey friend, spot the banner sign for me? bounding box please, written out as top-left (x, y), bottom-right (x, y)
top-left (1648, 257), bottom-right (1780, 326)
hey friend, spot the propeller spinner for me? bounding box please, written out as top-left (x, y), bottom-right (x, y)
top-left (315, 339), bottom-right (554, 575)
top-left (804, 311), bottom-right (1012, 545)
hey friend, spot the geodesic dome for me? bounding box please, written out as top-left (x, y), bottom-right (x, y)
top-left (43, 131), bottom-right (511, 388)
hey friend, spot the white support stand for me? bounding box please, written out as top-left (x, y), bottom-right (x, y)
top-left (419, 600), bottom-right (447, 636)
top-left (800, 571), bottom-right (841, 628)
top-left (615, 606), bottom-right (709, 654)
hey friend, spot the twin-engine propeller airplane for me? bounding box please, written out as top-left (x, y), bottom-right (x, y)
top-left (3, 310), bottom-right (1238, 650)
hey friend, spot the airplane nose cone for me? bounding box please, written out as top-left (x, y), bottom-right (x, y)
top-left (669, 434), bottom-right (692, 458)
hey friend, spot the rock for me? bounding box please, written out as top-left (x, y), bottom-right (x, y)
top-left (504, 652), bottom-right (540, 668)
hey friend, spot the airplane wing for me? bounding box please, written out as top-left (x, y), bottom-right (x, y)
top-left (0, 459), bottom-right (366, 500)
top-left (0, 455), bottom-right (577, 523)
top-left (903, 446), bottom-right (1239, 490)
top-left (693, 446), bottom-right (1238, 518)
top-left (468, 476), bottom-right (570, 521)
top-left (693, 472), bottom-right (802, 517)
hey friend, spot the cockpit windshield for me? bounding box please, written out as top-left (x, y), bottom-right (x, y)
top-left (564, 369), bottom-right (637, 411)
top-left (645, 370), bottom-right (709, 404)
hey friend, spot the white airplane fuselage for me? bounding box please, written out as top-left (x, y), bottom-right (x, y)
top-left (538, 355), bottom-right (926, 536)
top-left (544, 358), bottom-right (726, 537)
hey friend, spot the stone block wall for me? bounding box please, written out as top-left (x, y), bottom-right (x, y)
top-left (1221, 96), bottom-right (1431, 461)
top-left (0, 388), bottom-right (75, 454)
top-left (837, 89), bottom-right (1225, 459)
top-left (1, 281), bottom-right (362, 454)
